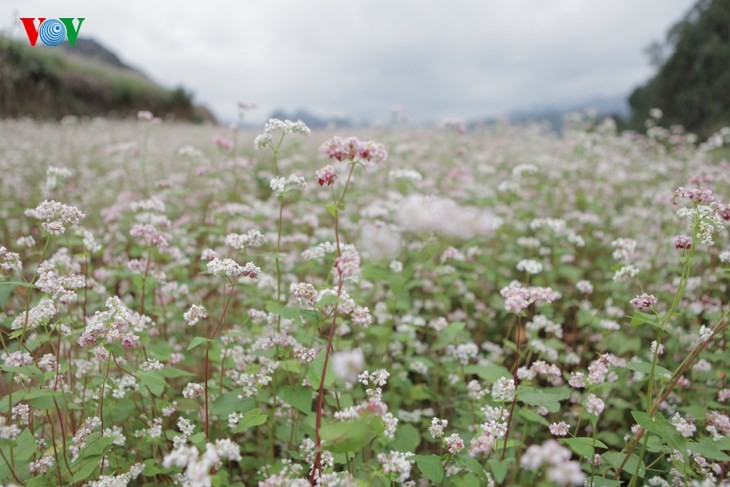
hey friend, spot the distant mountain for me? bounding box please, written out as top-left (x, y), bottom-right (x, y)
top-left (475, 95), bottom-right (630, 132)
top-left (0, 35), bottom-right (215, 122)
top-left (59, 37), bottom-right (139, 74)
top-left (267, 109), bottom-right (366, 129)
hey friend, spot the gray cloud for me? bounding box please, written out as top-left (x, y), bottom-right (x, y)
top-left (9, 0), bottom-right (696, 123)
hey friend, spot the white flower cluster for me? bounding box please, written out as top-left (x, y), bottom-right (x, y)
top-left (290, 282), bottom-right (318, 307)
top-left (254, 118), bottom-right (311, 151)
top-left (184, 304), bottom-right (208, 326)
top-left (0, 246), bottom-right (23, 273)
top-left (11, 298), bottom-right (56, 330)
top-left (163, 439), bottom-right (241, 487)
top-left (520, 440), bottom-right (585, 485)
top-left (491, 377), bottom-right (516, 402)
top-left (43, 166), bottom-right (72, 194)
top-left (207, 258), bottom-right (260, 280)
top-left (25, 200), bottom-right (85, 235)
top-left (270, 174), bottom-right (307, 197)
top-left (331, 348), bottom-right (365, 383)
top-left (376, 451), bottom-right (415, 484)
top-left (671, 412), bottom-right (696, 438)
top-left (224, 229), bottom-right (266, 250)
top-left (516, 259), bottom-right (543, 274)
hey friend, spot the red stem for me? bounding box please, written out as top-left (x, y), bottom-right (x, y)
top-left (309, 276), bottom-right (344, 484)
top-left (204, 283), bottom-right (237, 438)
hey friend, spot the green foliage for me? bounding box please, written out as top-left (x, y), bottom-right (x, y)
top-left (628, 0), bottom-right (730, 139)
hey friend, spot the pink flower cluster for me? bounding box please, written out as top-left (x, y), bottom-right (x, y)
top-left (213, 136), bottom-right (233, 151)
top-left (630, 293), bottom-right (658, 311)
top-left (334, 249), bottom-right (361, 278)
top-left (315, 165), bottom-right (337, 186)
top-left (672, 186), bottom-right (715, 205)
top-left (673, 234), bottom-right (692, 250)
top-left (320, 136), bottom-right (387, 163)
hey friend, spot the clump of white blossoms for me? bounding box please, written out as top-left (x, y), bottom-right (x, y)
top-left (25, 200), bottom-right (85, 235)
top-left (492, 377), bottom-right (516, 401)
top-left (671, 412), bottom-right (696, 438)
top-left (549, 422), bottom-right (570, 436)
top-left (254, 118), bottom-right (311, 151)
top-left (290, 282), bottom-right (318, 307)
top-left (224, 229), bottom-right (266, 250)
top-left (500, 282), bottom-right (560, 314)
top-left (184, 304), bottom-right (207, 326)
top-left (43, 166), bottom-right (73, 194)
top-left (520, 440), bottom-right (585, 485)
top-left (0, 246), bottom-right (23, 274)
top-left (207, 258), bottom-right (260, 280)
top-left (163, 439), bottom-right (242, 487)
top-left (516, 259), bottom-right (543, 275)
top-left (270, 175), bottom-right (307, 198)
top-left (377, 451), bottom-right (415, 484)
top-left (429, 417), bottom-right (448, 439)
top-left (585, 394), bottom-right (605, 416)
top-left (331, 348), bottom-right (365, 383)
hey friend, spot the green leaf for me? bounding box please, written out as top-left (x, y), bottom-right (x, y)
top-left (72, 455), bottom-right (102, 482)
top-left (463, 364), bottom-right (513, 382)
top-left (487, 458), bottom-right (513, 484)
top-left (455, 455), bottom-right (488, 482)
top-left (716, 436), bottom-right (730, 450)
top-left (9, 428), bottom-right (36, 460)
top-left (158, 367), bottom-right (195, 378)
top-left (560, 437), bottom-right (608, 458)
top-left (190, 432), bottom-right (207, 449)
top-left (318, 294), bottom-right (339, 307)
top-left (211, 393), bottom-right (256, 416)
top-left (518, 387), bottom-right (571, 413)
top-left (110, 399), bottom-right (136, 422)
top-left (142, 459), bottom-right (168, 476)
top-left (78, 433), bottom-right (113, 459)
top-left (234, 409), bottom-right (268, 432)
top-left (624, 361), bottom-right (672, 380)
top-left (631, 411), bottom-right (687, 452)
top-left (280, 385), bottom-right (312, 414)
top-left (320, 418), bottom-right (376, 454)
top-left (0, 281), bottom-right (36, 288)
top-left (266, 302), bottom-right (301, 322)
top-left (591, 476), bottom-right (623, 487)
top-left (391, 423), bottom-right (421, 452)
top-left (24, 389), bottom-right (63, 410)
top-left (415, 455), bottom-right (444, 483)
top-left (687, 439), bottom-right (730, 461)
top-left (307, 349), bottom-right (336, 389)
top-left (629, 311), bottom-right (663, 331)
top-left (187, 336), bottom-right (212, 351)
top-left (104, 342), bottom-right (125, 356)
top-left (139, 371), bottom-right (167, 396)
top-left (518, 408), bottom-right (550, 426)
top-left (603, 451), bottom-right (645, 479)
top-left (325, 203), bottom-right (339, 218)
top-left (432, 322), bottom-right (466, 350)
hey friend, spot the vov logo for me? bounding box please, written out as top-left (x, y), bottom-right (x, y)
top-left (19, 18), bottom-right (85, 46)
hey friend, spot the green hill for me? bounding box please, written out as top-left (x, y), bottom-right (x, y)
top-left (0, 35), bottom-right (215, 122)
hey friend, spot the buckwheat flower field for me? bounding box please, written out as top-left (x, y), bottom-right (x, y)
top-left (1, 114), bottom-right (729, 487)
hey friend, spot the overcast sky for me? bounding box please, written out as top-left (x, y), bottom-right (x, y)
top-left (8, 0), bottom-right (697, 124)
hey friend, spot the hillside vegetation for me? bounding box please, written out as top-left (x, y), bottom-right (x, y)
top-left (0, 36), bottom-right (214, 122)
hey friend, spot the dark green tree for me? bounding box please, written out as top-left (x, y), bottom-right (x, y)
top-left (629, 0), bottom-right (730, 140)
